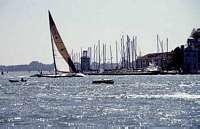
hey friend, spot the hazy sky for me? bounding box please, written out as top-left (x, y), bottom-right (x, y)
top-left (0, 0), bottom-right (200, 65)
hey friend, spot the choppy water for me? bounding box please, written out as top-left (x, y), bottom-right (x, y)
top-left (0, 72), bottom-right (200, 129)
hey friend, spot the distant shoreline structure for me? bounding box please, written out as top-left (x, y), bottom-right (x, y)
top-left (0, 61), bottom-right (54, 72)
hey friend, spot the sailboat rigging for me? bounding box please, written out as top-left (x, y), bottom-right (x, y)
top-left (32, 11), bottom-right (85, 77)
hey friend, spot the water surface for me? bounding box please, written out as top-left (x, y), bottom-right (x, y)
top-left (0, 72), bottom-right (200, 128)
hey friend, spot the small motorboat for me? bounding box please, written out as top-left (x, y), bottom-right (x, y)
top-left (9, 79), bottom-right (20, 83)
top-left (9, 78), bottom-right (27, 83)
top-left (92, 79), bottom-right (114, 84)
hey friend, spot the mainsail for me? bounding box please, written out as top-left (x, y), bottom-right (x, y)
top-left (48, 11), bottom-right (77, 73)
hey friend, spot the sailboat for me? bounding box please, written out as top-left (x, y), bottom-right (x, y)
top-left (32, 11), bottom-right (85, 77)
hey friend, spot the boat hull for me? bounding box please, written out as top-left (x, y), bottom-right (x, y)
top-left (9, 80), bottom-right (20, 83)
top-left (31, 73), bottom-right (85, 78)
top-left (9, 79), bottom-right (27, 83)
top-left (92, 79), bottom-right (114, 84)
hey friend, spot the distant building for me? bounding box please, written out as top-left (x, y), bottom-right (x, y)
top-left (136, 28), bottom-right (200, 73)
top-left (182, 28), bottom-right (200, 73)
top-left (81, 50), bottom-right (90, 72)
top-left (187, 28), bottom-right (200, 68)
top-left (183, 46), bottom-right (198, 73)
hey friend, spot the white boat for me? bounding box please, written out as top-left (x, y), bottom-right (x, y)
top-left (144, 63), bottom-right (160, 73)
top-left (32, 11), bottom-right (85, 78)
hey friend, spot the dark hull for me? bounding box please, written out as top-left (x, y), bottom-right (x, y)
top-left (9, 79), bottom-right (27, 83)
top-left (92, 79), bottom-right (114, 84)
top-left (9, 80), bottom-right (20, 83)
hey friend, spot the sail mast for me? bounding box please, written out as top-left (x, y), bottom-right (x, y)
top-left (115, 41), bottom-right (118, 69)
top-left (51, 33), bottom-right (57, 74)
top-left (49, 11), bottom-right (57, 74)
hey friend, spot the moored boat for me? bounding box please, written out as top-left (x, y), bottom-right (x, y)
top-left (92, 79), bottom-right (114, 84)
top-left (9, 78), bottom-right (27, 83)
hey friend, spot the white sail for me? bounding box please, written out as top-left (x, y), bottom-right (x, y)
top-left (53, 41), bottom-right (70, 73)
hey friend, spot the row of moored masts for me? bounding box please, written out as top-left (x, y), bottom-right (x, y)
top-left (71, 34), bottom-right (138, 71)
top-left (70, 34), bottom-right (169, 71)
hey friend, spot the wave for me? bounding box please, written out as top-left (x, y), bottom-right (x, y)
top-left (128, 92), bottom-right (200, 100)
top-left (72, 92), bottom-right (200, 101)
